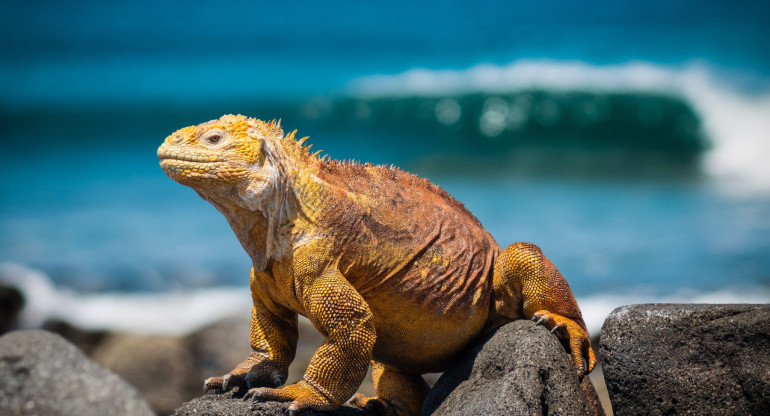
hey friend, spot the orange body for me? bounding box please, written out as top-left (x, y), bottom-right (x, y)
top-left (158, 114), bottom-right (594, 416)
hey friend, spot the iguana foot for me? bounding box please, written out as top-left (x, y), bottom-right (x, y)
top-left (532, 310), bottom-right (596, 376)
top-left (349, 363), bottom-right (427, 416)
top-left (203, 352), bottom-right (287, 393)
top-left (247, 380), bottom-right (339, 414)
top-left (350, 393), bottom-right (394, 416)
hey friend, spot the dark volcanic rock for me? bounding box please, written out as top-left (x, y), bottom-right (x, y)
top-left (172, 389), bottom-right (366, 416)
top-left (422, 320), bottom-right (595, 416)
top-left (600, 304), bottom-right (770, 416)
top-left (173, 320), bottom-right (600, 416)
top-left (0, 329), bottom-right (153, 416)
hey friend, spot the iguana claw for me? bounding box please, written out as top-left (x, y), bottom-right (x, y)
top-left (245, 373), bottom-right (257, 389)
top-left (350, 393), bottom-right (391, 416)
top-left (531, 310), bottom-right (596, 377)
top-left (222, 374), bottom-right (232, 391)
top-left (550, 323), bottom-right (565, 334)
top-left (202, 375), bottom-right (225, 393)
top-left (247, 380), bottom-right (339, 413)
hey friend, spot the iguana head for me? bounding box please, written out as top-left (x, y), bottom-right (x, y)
top-left (158, 114), bottom-right (289, 209)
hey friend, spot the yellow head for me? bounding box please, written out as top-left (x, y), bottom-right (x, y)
top-left (157, 114), bottom-right (281, 187)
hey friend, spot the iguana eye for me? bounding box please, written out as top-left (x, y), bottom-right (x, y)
top-left (201, 130), bottom-right (226, 146)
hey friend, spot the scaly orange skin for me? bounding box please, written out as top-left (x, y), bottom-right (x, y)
top-left (158, 114), bottom-right (595, 416)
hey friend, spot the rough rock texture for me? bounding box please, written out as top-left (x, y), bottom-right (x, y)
top-left (0, 330), bottom-right (153, 416)
top-left (422, 320), bottom-right (595, 416)
top-left (92, 333), bottom-right (199, 416)
top-left (600, 304), bottom-right (770, 416)
top-left (173, 320), bottom-right (600, 415)
top-left (172, 389), bottom-right (365, 416)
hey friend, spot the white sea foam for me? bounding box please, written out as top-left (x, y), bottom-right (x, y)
top-left (349, 60), bottom-right (770, 194)
top-left (2, 263), bottom-right (768, 337)
top-left (0, 263), bottom-right (250, 335)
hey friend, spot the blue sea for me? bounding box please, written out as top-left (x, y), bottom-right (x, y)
top-left (1, 0), bottom-right (769, 335)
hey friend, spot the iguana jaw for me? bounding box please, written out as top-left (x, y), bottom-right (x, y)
top-left (157, 146), bottom-right (226, 182)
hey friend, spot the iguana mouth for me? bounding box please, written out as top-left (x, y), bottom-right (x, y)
top-left (157, 147), bottom-right (226, 181)
top-left (157, 148), bottom-right (219, 163)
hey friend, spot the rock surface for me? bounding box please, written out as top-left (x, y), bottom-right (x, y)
top-left (173, 320), bottom-right (600, 415)
top-left (600, 303), bottom-right (770, 416)
top-left (0, 330), bottom-right (153, 416)
top-left (422, 319), bottom-right (596, 416)
top-left (173, 389), bottom-right (366, 416)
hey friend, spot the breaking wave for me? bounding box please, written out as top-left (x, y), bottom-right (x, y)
top-left (342, 60), bottom-right (770, 193)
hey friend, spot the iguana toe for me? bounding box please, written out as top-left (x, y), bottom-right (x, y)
top-left (244, 372), bottom-right (286, 389)
top-left (531, 310), bottom-right (595, 377)
top-left (222, 374), bottom-right (233, 390)
top-left (249, 380), bottom-right (340, 413)
top-left (203, 373), bottom-right (248, 393)
top-left (550, 322), bottom-right (566, 334)
top-left (202, 375), bottom-right (227, 393)
top-left (350, 393), bottom-right (392, 416)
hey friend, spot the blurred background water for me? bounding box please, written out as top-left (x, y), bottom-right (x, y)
top-left (1, 0), bottom-right (769, 334)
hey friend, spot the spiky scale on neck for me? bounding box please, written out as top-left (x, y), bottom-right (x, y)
top-left (158, 113), bottom-right (487, 270)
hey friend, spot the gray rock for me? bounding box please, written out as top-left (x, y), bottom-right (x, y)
top-left (600, 304), bottom-right (770, 416)
top-left (172, 389), bottom-right (365, 416)
top-left (0, 329), bottom-right (154, 416)
top-left (422, 319), bottom-right (595, 416)
top-left (174, 319), bottom-right (600, 416)
top-left (173, 316), bottom-right (367, 416)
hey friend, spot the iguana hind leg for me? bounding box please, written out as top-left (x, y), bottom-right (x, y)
top-left (350, 361), bottom-right (429, 416)
top-left (492, 242), bottom-right (596, 376)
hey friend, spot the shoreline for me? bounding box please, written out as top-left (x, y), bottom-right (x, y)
top-left (3, 263), bottom-right (768, 337)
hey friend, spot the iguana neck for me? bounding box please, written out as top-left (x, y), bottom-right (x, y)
top-left (197, 147), bottom-right (334, 272)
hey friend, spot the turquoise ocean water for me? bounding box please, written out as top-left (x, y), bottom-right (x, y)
top-left (1, 1), bottom-right (768, 334)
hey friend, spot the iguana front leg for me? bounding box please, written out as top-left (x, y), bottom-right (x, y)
top-left (203, 269), bottom-right (298, 392)
top-left (247, 266), bottom-right (376, 413)
top-left (493, 242), bottom-right (596, 376)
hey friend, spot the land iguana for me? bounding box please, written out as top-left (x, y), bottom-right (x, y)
top-left (157, 114), bottom-right (596, 416)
